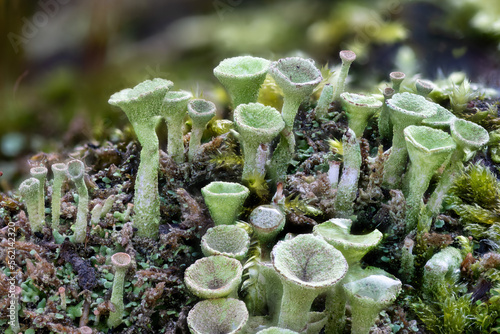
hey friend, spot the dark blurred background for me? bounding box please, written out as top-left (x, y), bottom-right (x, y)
top-left (1, 0), bottom-right (500, 190)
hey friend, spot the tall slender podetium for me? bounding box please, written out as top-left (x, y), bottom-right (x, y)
top-left (109, 78), bottom-right (173, 239)
top-left (67, 160), bottom-right (89, 244)
top-left (268, 57), bottom-right (322, 183)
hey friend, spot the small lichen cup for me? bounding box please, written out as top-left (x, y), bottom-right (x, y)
top-left (162, 90), bottom-right (192, 163)
top-left (108, 252), bottom-right (132, 328)
top-left (233, 102), bottom-right (285, 181)
top-left (214, 55), bottom-right (270, 108)
top-left (271, 234), bottom-right (348, 331)
top-left (340, 92), bottom-right (383, 138)
top-left (184, 255), bottom-right (243, 299)
top-left (201, 225), bottom-right (250, 261)
top-left (343, 274), bottom-right (402, 334)
top-left (333, 50), bottom-right (357, 102)
top-left (403, 125), bottom-right (456, 231)
top-left (423, 118), bottom-right (489, 224)
top-left (201, 181), bottom-right (250, 226)
top-left (268, 57), bottom-right (322, 183)
top-left (248, 204), bottom-right (286, 260)
top-left (187, 298), bottom-right (249, 334)
top-left (188, 99), bottom-right (216, 161)
top-left (314, 218), bottom-right (383, 334)
top-left (382, 92), bottom-right (437, 188)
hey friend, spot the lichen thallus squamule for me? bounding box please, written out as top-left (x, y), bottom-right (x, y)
top-left (15, 50), bottom-right (488, 333)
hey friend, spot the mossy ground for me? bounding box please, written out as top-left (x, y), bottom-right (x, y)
top-left (1, 96), bottom-right (500, 333)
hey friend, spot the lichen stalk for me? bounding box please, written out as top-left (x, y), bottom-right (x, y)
top-left (30, 166), bottom-right (47, 225)
top-left (378, 87), bottom-right (395, 140)
top-left (51, 163), bottom-right (67, 230)
top-left (19, 178), bottom-right (42, 233)
top-left (163, 90), bottom-right (192, 163)
top-left (108, 252), bottom-right (131, 328)
top-left (334, 129), bottom-right (361, 218)
top-left (133, 120), bottom-right (161, 237)
top-left (389, 71), bottom-right (405, 93)
top-left (333, 50), bottom-right (356, 102)
top-left (67, 160), bottom-right (89, 243)
top-left (108, 78), bottom-right (173, 239)
top-left (315, 83), bottom-right (333, 119)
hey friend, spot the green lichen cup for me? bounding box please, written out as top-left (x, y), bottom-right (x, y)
top-left (187, 298), bottom-right (249, 334)
top-left (201, 181), bottom-right (250, 226)
top-left (340, 92), bottom-right (382, 138)
top-left (201, 225), bottom-right (250, 261)
top-left (184, 255), bottom-right (243, 299)
top-left (403, 125), bottom-right (456, 231)
top-left (383, 92), bottom-right (438, 188)
top-left (188, 99), bottom-right (216, 161)
top-left (162, 90), bottom-right (193, 163)
top-left (423, 118), bottom-right (489, 224)
top-left (234, 103), bottom-right (285, 181)
top-left (272, 234), bottom-right (348, 331)
top-left (109, 78), bottom-right (174, 239)
top-left (313, 218), bottom-right (382, 266)
top-left (214, 56), bottom-right (270, 108)
top-left (343, 274), bottom-right (402, 334)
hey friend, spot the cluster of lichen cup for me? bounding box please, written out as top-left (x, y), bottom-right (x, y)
top-left (15, 48), bottom-right (491, 333)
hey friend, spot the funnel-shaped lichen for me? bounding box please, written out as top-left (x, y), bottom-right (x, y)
top-left (109, 78), bottom-right (173, 239)
top-left (19, 177), bottom-right (42, 234)
top-left (162, 90), bottom-right (192, 163)
top-left (313, 218), bottom-right (382, 266)
top-left (268, 57), bottom-right (322, 183)
top-left (67, 160), bottom-right (88, 244)
top-left (184, 255), bottom-right (243, 299)
top-left (383, 92), bottom-right (437, 188)
top-left (201, 181), bottom-right (249, 226)
top-left (214, 56), bottom-right (270, 108)
top-left (343, 274), bottom-right (402, 334)
top-left (248, 204), bottom-right (286, 260)
top-left (403, 126), bottom-right (456, 231)
top-left (187, 298), bottom-right (249, 334)
top-left (340, 92), bottom-right (382, 138)
top-left (314, 218), bottom-right (382, 334)
top-left (233, 103), bottom-right (285, 181)
top-left (201, 225), bottom-right (250, 261)
top-left (333, 50), bottom-right (356, 102)
top-left (108, 252), bottom-right (131, 328)
top-left (272, 234), bottom-right (348, 331)
top-left (421, 105), bottom-right (456, 130)
top-left (415, 79), bottom-right (434, 97)
top-left (188, 99), bottom-right (216, 161)
top-left (423, 119), bottom-right (489, 227)
top-left (389, 71), bottom-right (405, 93)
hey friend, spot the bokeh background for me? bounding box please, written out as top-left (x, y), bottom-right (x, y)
top-left (1, 0), bottom-right (500, 190)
